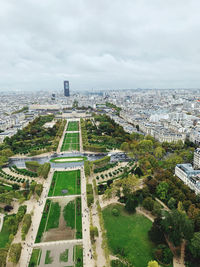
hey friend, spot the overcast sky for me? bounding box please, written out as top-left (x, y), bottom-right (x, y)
top-left (0, 0), bottom-right (200, 91)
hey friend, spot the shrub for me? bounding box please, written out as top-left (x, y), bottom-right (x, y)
top-left (9, 243), bottom-right (22, 264)
top-left (112, 208), bottom-right (119, 216)
top-left (143, 197), bottom-right (154, 211)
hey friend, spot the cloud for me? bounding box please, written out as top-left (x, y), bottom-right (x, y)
top-left (0, 0), bottom-right (199, 91)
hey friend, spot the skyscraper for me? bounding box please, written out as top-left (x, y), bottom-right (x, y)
top-left (64, 81), bottom-right (70, 97)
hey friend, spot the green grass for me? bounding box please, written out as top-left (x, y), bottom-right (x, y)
top-left (102, 204), bottom-right (154, 267)
top-left (45, 250), bottom-right (53, 264)
top-left (28, 249), bottom-right (41, 267)
top-left (0, 216), bottom-right (12, 248)
top-left (48, 170), bottom-right (81, 197)
top-left (61, 132), bottom-right (80, 151)
top-left (74, 245), bottom-right (83, 267)
top-left (50, 156), bottom-right (87, 163)
top-left (35, 199), bottom-right (50, 243)
top-left (63, 197), bottom-right (82, 239)
top-left (67, 121), bottom-right (79, 131)
top-left (46, 202), bottom-right (61, 230)
top-left (63, 200), bottom-right (75, 229)
top-left (59, 249), bottom-right (68, 262)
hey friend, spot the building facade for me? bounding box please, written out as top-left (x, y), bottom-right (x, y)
top-left (64, 81), bottom-right (70, 97)
top-left (175, 163), bottom-right (200, 194)
top-left (193, 148), bottom-right (200, 169)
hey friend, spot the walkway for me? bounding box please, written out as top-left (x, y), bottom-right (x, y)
top-left (90, 184), bottom-right (107, 267)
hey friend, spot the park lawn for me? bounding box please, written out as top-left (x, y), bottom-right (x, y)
top-left (67, 121), bottom-right (79, 131)
top-left (76, 197), bottom-right (82, 239)
top-left (48, 170), bottom-right (81, 197)
top-left (63, 200), bottom-right (75, 229)
top-left (28, 249), bottom-right (41, 267)
top-left (35, 199), bottom-right (50, 243)
top-left (61, 132), bottom-right (80, 151)
top-left (59, 249), bottom-right (68, 262)
top-left (102, 204), bottom-right (154, 267)
top-left (45, 250), bottom-right (53, 264)
top-left (74, 245), bottom-right (83, 267)
top-left (0, 216), bottom-right (12, 248)
top-left (46, 202), bottom-right (61, 230)
top-left (50, 156), bottom-right (87, 163)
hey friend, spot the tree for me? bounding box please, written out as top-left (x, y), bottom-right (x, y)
top-left (90, 226), bottom-right (98, 243)
top-left (120, 142), bottom-right (129, 152)
top-left (134, 167), bottom-right (143, 177)
top-left (147, 260), bottom-right (159, 267)
top-left (35, 184), bottom-right (43, 197)
top-left (30, 181), bottom-right (37, 193)
top-left (12, 184), bottom-right (20, 190)
top-left (125, 195), bottom-right (138, 213)
top-left (9, 243), bottom-right (22, 264)
top-left (154, 146), bottom-right (165, 159)
top-left (161, 210), bottom-right (194, 246)
top-left (0, 248), bottom-right (7, 267)
top-left (152, 201), bottom-right (162, 217)
top-left (143, 197), bottom-right (154, 211)
top-left (137, 140), bottom-right (153, 153)
top-left (156, 182), bottom-right (169, 201)
top-left (168, 197), bottom-right (176, 209)
top-left (189, 232), bottom-right (200, 258)
top-left (154, 244), bottom-right (173, 265)
top-left (21, 214), bottom-right (32, 240)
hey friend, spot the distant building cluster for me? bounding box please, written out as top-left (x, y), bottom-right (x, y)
top-left (175, 148), bottom-right (200, 195)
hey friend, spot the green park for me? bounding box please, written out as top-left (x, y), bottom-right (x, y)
top-left (102, 204), bottom-right (154, 267)
top-left (48, 170), bottom-right (81, 197)
top-left (35, 197), bottom-right (82, 243)
top-left (50, 156), bottom-right (87, 163)
top-left (61, 132), bottom-right (80, 151)
top-left (67, 121), bottom-right (79, 131)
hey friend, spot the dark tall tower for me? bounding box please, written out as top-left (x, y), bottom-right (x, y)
top-left (64, 81), bottom-right (70, 97)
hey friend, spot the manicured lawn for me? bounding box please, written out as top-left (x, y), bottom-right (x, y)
top-left (45, 250), bottom-right (53, 264)
top-left (67, 121), bottom-right (79, 131)
top-left (74, 245), bottom-right (83, 267)
top-left (48, 170), bottom-right (81, 197)
top-left (102, 204), bottom-right (154, 267)
top-left (63, 197), bottom-right (82, 239)
top-left (28, 249), bottom-right (41, 267)
top-left (63, 200), bottom-right (75, 229)
top-left (50, 156), bottom-right (87, 163)
top-left (59, 249), bottom-right (68, 262)
top-left (61, 132), bottom-right (80, 151)
top-left (46, 202), bottom-right (61, 230)
top-left (35, 199), bottom-right (51, 243)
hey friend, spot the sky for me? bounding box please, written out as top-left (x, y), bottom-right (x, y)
top-left (0, 0), bottom-right (200, 91)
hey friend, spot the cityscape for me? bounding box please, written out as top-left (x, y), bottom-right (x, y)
top-left (0, 84), bottom-right (200, 267)
top-left (0, 1), bottom-right (200, 267)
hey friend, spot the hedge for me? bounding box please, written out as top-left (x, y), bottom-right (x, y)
top-left (92, 156), bottom-right (110, 168)
top-left (86, 184), bottom-right (94, 207)
top-left (25, 161), bottom-right (50, 179)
